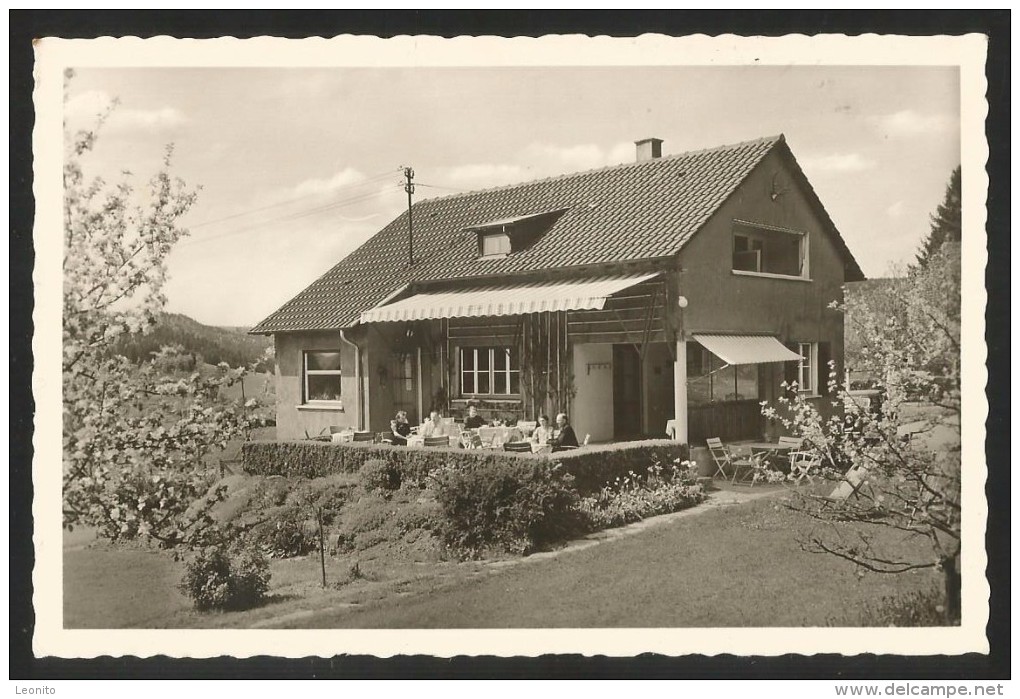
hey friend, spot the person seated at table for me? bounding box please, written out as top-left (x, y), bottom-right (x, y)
top-left (550, 412), bottom-right (579, 450)
top-left (463, 405), bottom-right (486, 429)
top-left (389, 410), bottom-right (411, 446)
top-left (530, 414), bottom-right (555, 446)
top-left (419, 409), bottom-right (449, 438)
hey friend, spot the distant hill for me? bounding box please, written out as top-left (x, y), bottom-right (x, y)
top-left (111, 313), bottom-right (274, 371)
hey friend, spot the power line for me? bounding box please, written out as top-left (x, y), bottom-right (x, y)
top-left (186, 169), bottom-right (400, 230)
top-left (416, 182), bottom-right (463, 193)
top-left (177, 185), bottom-right (403, 248)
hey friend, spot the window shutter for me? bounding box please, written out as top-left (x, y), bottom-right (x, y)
top-left (817, 342), bottom-right (832, 396)
top-left (784, 343), bottom-right (799, 388)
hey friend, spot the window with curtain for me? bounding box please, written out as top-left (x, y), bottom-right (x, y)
top-left (304, 350), bottom-right (342, 402)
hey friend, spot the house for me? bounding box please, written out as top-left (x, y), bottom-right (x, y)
top-left (251, 134), bottom-right (864, 445)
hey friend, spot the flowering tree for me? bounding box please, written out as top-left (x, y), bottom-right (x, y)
top-left (763, 244), bottom-right (961, 621)
top-left (62, 74), bottom-right (262, 547)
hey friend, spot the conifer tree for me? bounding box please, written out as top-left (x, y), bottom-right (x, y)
top-left (916, 166), bottom-right (961, 268)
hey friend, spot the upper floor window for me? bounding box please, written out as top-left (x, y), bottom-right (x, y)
top-left (732, 221), bottom-right (808, 279)
top-left (469, 209), bottom-right (568, 259)
top-left (460, 346), bottom-right (520, 396)
top-left (479, 232), bottom-right (511, 257)
top-left (304, 351), bottom-right (342, 402)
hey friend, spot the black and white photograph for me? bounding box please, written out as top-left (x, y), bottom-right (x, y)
top-left (23, 29), bottom-right (995, 666)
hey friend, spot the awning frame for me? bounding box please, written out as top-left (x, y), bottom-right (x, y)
top-left (692, 333), bottom-right (803, 366)
top-left (359, 272), bottom-right (661, 324)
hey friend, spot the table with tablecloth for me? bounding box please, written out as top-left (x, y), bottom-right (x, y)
top-left (474, 426), bottom-right (524, 448)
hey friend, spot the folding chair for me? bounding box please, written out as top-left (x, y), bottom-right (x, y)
top-left (788, 450), bottom-right (822, 484)
top-left (826, 464), bottom-right (870, 501)
top-left (706, 438), bottom-right (753, 482)
top-left (777, 436), bottom-right (803, 450)
top-left (582, 433), bottom-right (591, 447)
top-left (423, 435), bottom-right (450, 447)
top-left (352, 431), bottom-right (374, 442)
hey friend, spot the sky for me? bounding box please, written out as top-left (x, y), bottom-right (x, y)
top-left (65, 65), bottom-right (961, 327)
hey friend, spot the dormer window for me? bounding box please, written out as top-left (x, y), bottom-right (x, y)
top-left (479, 232), bottom-right (511, 258)
top-left (468, 209), bottom-right (568, 260)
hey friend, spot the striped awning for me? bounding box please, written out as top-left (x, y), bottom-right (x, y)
top-left (693, 334), bottom-right (802, 365)
top-left (359, 272), bottom-right (659, 324)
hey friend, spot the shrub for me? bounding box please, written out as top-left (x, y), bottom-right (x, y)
top-left (359, 459), bottom-right (401, 493)
top-left (250, 517), bottom-right (317, 558)
top-left (431, 460), bottom-right (583, 557)
top-left (577, 459), bottom-right (705, 530)
top-left (829, 583), bottom-right (953, 627)
top-left (178, 544), bottom-right (271, 611)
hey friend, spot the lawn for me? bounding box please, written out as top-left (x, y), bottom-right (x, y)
top-left (63, 486), bottom-right (944, 629)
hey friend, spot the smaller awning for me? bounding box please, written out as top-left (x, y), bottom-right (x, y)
top-left (360, 272), bottom-right (659, 324)
top-left (693, 334), bottom-right (802, 365)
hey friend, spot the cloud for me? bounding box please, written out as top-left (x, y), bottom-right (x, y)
top-left (65, 89), bottom-right (188, 133)
top-left (435, 140), bottom-right (635, 193)
top-left (291, 167), bottom-right (367, 197)
top-left (872, 110), bottom-right (955, 136)
top-left (440, 163), bottom-right (530, 189)
top-left (522, 141), bottom-right (633, 174)
top-left (800, 152), bottom-right (875, 174)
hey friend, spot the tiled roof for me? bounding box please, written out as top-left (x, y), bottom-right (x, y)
top-left (252, 134), bottom-right (856, 334)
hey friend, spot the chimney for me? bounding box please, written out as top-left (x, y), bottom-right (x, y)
top-left (635, 137), bottom-right (663, 162)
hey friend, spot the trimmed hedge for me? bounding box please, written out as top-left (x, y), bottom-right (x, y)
top-left (551, 440), bottom-right (690, 494)
top-left (241, 439), bottom-right (690, 495)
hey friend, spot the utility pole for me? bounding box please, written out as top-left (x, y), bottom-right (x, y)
top-left (403, 166), bottom-right (415, 266)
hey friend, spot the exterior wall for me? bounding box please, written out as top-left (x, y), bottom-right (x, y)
top-left (676, 147), bottom-right (849, 438)
top-left (274, 330), bottom-right (360, 440)
top-left (642, 342), bottom-right (675, 436)
top-left (572, 343), bottom-right (614, 442)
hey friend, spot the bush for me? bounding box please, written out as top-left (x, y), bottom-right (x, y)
top-left (242, 439), bottom-right (690, 495)
top-left (829, 583), bottom-right (953, 627)
top-left (359, 459), bottom-right (401, 493)
top-left (431, 460), bottom-right (583, 557)
top-left (251, 517), bottom-right (317, 558)
top-left (178, 544), bottom-right (271, 611)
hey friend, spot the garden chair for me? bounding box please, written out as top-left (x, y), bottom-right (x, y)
top-left (789, 449), bottom-right (823, 484)
top-left (352, 431), bottom-right (374, 442)
top-left (777, 436), bottom-right (803, 450)
top-left (826, 464), bottom-right (870, 502)
top-left (503, 441), bottom-right (532, 453)
top-left (423, 435), bottom-right (450, 447)
top-left (706, 438), bottom-right (752, 481)
top-left (329, 425), bottom-right (344, 434)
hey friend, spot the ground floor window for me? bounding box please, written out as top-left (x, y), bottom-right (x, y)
top-left (460, 346), bottom-right (520, 396)
top-left (304, 350), bottom-right (342, 402)
top-left (686, 345), bottom-right (759, 404)
top-left (797, 342), bottom-right (818, 394)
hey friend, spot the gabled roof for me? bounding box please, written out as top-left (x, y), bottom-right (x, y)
top-left (252, 134), bottom-right (860, 334)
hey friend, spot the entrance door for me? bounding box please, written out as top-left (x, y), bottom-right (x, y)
top-left (613, 344), bottom-right (642, 439)
top-left (390, 352), bottom-right (419, 425)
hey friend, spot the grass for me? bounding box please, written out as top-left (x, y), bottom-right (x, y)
top-left (64, 487), bottom-right (944, 629)
top-left (296, 493), bottom-right (944, 628)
